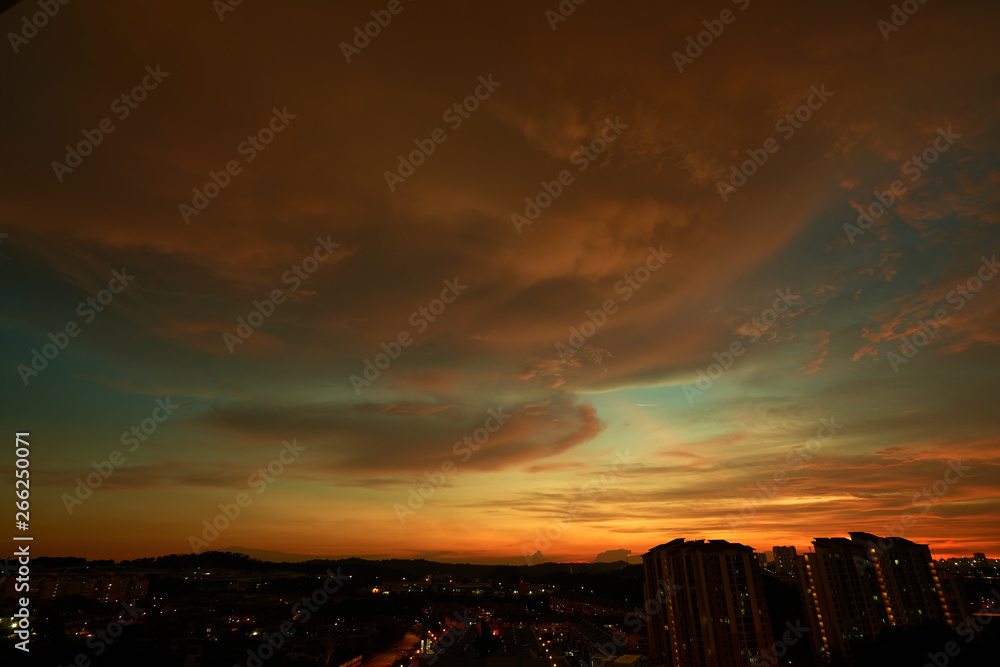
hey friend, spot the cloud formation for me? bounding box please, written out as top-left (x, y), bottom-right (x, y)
top-left (1, 0), bottom-right (998, 560)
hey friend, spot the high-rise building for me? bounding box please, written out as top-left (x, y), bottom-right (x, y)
top-left (771, 546), bottom-right (797, 574)
top-left (643, 538), bottom-right (772, 667)
top-left (797, 538), bottom-right (889, 664)
top-left (849, 532), bottom-right (961, 629)
top-left (798, 533), bottom-right (967, 665)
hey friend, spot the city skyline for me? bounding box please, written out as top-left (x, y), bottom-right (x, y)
top-left (3, 0), bottom-right (1000, 564)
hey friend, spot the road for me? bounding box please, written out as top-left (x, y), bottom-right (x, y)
top-left (365, 632), bottom-right (420, 667)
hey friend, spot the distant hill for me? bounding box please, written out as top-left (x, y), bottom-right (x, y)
top-left (33, 548), bottom-right (642, 584)
top-left (219, 546), bottom-right (352, 563)
top-left (219, 546), bottom-right (637, 570)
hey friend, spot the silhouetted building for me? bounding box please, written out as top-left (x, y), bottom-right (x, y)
top-left (771, 546), bottom-right (797, 574)
top-left (849, 532), bottom-right (962, 628)
top-left (798, 533), bottom-right (968, 665)
top-left (643, 538), bottom-right (772, 667)
top-left (798, 537), bottom-right (889, 664)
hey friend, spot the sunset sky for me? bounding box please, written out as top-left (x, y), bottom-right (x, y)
top-left (1, 0), bottom-right (998, 562)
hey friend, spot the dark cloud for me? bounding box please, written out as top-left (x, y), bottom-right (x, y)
top-left (594, 549), bottom-right (631, 563)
